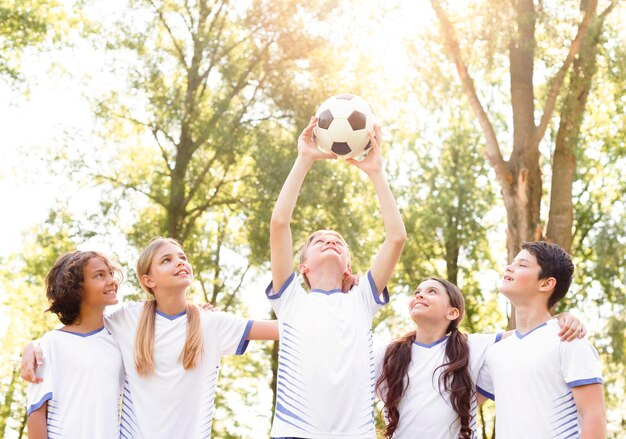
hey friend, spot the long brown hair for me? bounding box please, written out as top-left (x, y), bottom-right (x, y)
top-left (134, 237), bottom-right (203, 376)
top-left (375, 277), bottom-right (472, 438)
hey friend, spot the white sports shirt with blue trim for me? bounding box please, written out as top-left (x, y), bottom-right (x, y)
top-left (476, 318), bottom-right (603, 439)
top-left (104, 302), bottom-right (253, 439)
top-left (267, 271), bottom-right (388, 439)
top-left (26, 327), bottom-right (124, 439)
top-left (374, 332), bottom-right (501, 438)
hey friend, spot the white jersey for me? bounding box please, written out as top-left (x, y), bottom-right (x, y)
top-left (267, 271), bottom-right (388, 439)
top-left (375, 332), bottom-right (500, 438)
top-left (26, 327), bottom-right (124, 439)
top-left (105, 302), bottom-right (252, 439)
top-left (477, 318), bottom-right (603, 439)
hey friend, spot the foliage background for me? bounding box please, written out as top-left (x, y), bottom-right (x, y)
top-left (1, 1), bottom-right (624, 437)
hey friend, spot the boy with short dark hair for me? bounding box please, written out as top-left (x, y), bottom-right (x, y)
top-left (477, 241), bottom-right (606, 438)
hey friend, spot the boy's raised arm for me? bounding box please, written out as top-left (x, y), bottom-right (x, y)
top-left (347, 125), bottom-right (407, 293)
top-left (270, 117), bottom-right (335, 291)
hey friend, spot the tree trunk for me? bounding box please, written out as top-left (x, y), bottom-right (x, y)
top-left (547, 11), bottom-right (607, 253)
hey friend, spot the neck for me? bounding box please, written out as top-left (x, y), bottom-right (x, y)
top-left (65, 307), bottom-right (105, 333)
top-left (153, 287), bottom-right (188, 315)
top-left (413, 321), bottom-right (448, 345)
top-left (307, 268), bottom-right (344, 291)
top-left (513, 302), bottom-right (552, 334)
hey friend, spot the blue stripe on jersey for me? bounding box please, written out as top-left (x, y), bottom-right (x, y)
top-left (367, 271), bottom-right (389, 305)
top-left (121, 379), bottom-right (140, 438)
top-left (567, 377), bottom-right (603, 387)
top-left (275, 323), bottom-right (315, 432)
top-left (27, 391), bottom-right (52, 415)
top-left (476, 385), bottom-right (495, 401)
top-left (515, 322), bottom-right (547, 339)
top-left (550, 390), bottom-right (579, 438)
top-left (235, 320), bottom-right (254, 355)
top-left (155, 309), bottom-right (186, 320)
top-left (267, 272), bottom-right (296, 300)
top-left (55, 326), bottom-right (105, 337)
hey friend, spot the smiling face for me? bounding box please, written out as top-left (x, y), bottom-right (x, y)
top-left (81, 256), bottom-right (119, 309)
top-left (408, 278), bottom-right (460, 326)
top-left (141, 241), bottom-right (194, 294)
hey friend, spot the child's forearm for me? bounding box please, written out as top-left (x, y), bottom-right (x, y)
top-left (270, 157), bottom-right (313, 287)
top-left (27, 405), bottom-right (47, 439)
top-left (369, 170), bottom-right (406, 243)
top-left (366, 169), bottom-right (407, 291)
top-left (271, 157), bottom-right (312, 228)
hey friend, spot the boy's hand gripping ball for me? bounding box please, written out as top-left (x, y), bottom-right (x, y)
top-left (313, 94), bottom-right (377, 160)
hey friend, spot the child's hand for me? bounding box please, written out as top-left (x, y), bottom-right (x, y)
top-left (346, 124), bottom-right (383, 175)
top-left (342, 273), bottom-right (360, 293)
top-left (297, 117), bottom-right (335, 164)
top-left (557, 312), bottom-right (587, 341)
top-left (21, 342), bottom-right (44, 383)
top-left (197, 302), bottom-right (216, 312)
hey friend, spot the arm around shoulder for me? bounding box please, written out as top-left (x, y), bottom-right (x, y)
top-left (247, 320), bottom-right (279, 340)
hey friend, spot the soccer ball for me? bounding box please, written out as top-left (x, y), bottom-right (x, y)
top-left (313, 94), bottom-right (377, 159)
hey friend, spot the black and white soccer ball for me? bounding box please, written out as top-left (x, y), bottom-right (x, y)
top-left (313, 94), bottom-right (377, 159)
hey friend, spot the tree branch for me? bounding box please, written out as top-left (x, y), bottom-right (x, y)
top-left (430, 0), bottom-right (509, 186)
top-left (147, 0), bottom-right (188, 68)
top-left (532, 0), bottom-right (598, 147)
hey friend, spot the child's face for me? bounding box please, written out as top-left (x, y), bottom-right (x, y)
top-left (302, 232), bottom-right (350, 272)
top-left (408, 279), bottom-right (458, 325)
top-left (81, 257), bottom-right (119, 308)
top-left (143, 242), bottom-right (194, 293)
top-left (499, 249), bottom-right (543, 299)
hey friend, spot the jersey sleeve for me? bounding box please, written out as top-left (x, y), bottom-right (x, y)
top-left (354, 270), bottom-right (390, 318)
top-left (26, 335), bottom-right (54, 416)
top-left (560, 338), bottom-right (603, 388)
top-left (476, 352), bottom-right (495, 401)
top-left (265, 272), bottom-right (302, 317)
top-left (211, 311), bottom-right (254, 356)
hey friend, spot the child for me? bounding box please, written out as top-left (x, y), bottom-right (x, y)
top-left (477, 241), bottom-right (606, 438)
top-left (23, 237), bottom-right (278, 438)
top-left (267, 118), bottom-right (407, 438)
top-left (27, 251), bottom-right (124, 439)
top-left (375, 277), bottom-right (586, 439)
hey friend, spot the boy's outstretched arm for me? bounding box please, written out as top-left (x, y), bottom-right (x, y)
top-left (347, 125), bottom-right (407, 293)
top-left (270, 117), bottom-right (335, 291)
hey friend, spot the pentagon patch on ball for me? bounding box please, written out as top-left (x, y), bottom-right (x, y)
top-left (313, 94), bottom-right (377, 159)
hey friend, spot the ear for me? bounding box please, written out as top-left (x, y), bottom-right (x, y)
top-left (141, 274), bottom-right (156, 289)
top-left (446, 307), bottom-right (460, 322)
top-left (298, 263), bottom-right (309, 276)
top-left (539, 277), bottom-right (556, 292)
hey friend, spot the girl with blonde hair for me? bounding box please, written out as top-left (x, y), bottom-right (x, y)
top-left (23, 237), bottom-right (277, 438)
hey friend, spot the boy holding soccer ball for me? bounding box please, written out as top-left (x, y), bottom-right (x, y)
top-left (266, 116), bottom-right (406, 438)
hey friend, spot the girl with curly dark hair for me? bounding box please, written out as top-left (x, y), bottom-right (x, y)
top-left (27, 251), bottom-right (124, 438)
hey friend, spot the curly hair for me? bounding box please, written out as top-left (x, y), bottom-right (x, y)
top-left (45, 251), bottom-right (121, 325)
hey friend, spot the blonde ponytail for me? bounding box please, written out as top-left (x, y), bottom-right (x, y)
top-left (181, 303), bottom-right (203, 370)
top-left (134, 300), bottom-right (157, 376)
